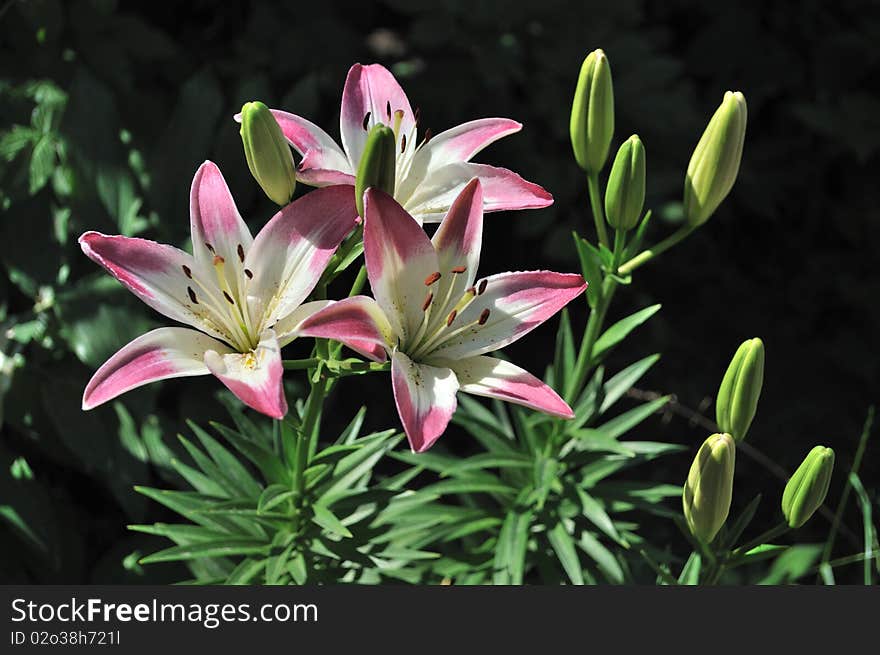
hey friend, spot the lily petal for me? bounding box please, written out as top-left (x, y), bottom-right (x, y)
top-left (293, 296), bottom-right (394, 362)
top-left (190, 162), bottom-right (254, 292)
top-left (264, 109), bottom-right (354, 186)
top-left (340, 63), bottom-right (415, 170)
top-left (245, 185), bottom-right (358, 327)
top-left (204, 330), bottom-right (287, 419)
top-left (363, 189), bottom-right (439, 344)
top-left (444, 355), bottom-right (574, 418)
top-left (396, 118), bottom-right (521, 200)
top-left (272, 299), bottom-right (334, 347)
top-left (82, 327), bottom-right (230, 410)
top-left (402, 162), bottom-right (553, 223)
top-left (429, 271), bottom-right (587, 360)
top-left (431, 177), bottom-right (483, 292)
top-left (391, 350), bottom-right (459, 453)
top-left (79, 232), bottom-right (231, 343)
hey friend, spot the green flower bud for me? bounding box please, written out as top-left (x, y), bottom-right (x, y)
top-left (684, 91), bottom-right (747, 227)
top-left (683, 433), bottom-right (736, 544)
top-left (782, 446), bottom-right (834, 529)
top-left (355, 124), bottom-right (397, 216)
top-left (569, 49), bottom-right (614, 174)
top-left (605, 135), bottom-right (646, 231)
top-left (715, 337), bottom-right (764, 442)
top-left (240, 101), bottom-right (297, 206)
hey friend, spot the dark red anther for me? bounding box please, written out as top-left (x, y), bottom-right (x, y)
top-left (424, 271), bottom-right (441, 285)
top-left (182, 264), bottom-right (192, 279)
top-left (446, 310), bottom-right (457, 326)
top-left (363, 111), bottom-right (371, 130)
top-left (223, 291), bottom-right (235, 305)
top-left (424, 128), bottom-right (433, 143)
top-left (237, 244), bottom-right (245, 262)
top-left (205, 242), bottom-right (215, 253)
top-left (401, 134), bottom-right (407, 152)
top-left (478, 308), bottom-right (490, 325)
top-left (187, 287), bottom-right (198, 304)
top-left (422, 292), bottom-right (433, 311)
top-left (451, 265), bottom-right (467, 274)
top-left (477, 279), bottom-right (488, 295)
top-left (386, 100), bottom-right (392, 120)
top-left (244, 268), bottom-right (254, 279)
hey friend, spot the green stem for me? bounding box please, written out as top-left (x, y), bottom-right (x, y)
top-left (820, 406), bottom-right (874, 564)
top-left (611, 228), bottom-right (626, 271)
top-left (618, 225), bottom-right (694, 275)
top-left (349, 264), bottom-right (367, 296)
top-left (586, 172), bottom-right (609, 248)
top-left (282, 358), bottom-right (320, 370)
top-left (564, 267), bottom-right (620, 403)
top-left (294, 370), bottom-right (328, 492)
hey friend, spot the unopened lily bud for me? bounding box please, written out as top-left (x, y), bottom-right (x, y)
top-left (684, 91), bottom-right (747, 227)
top-left (355, 124), bottom-right (396, 216)
top-left (570, 49), bottom-right (614, 174)
top-left (782, 446), bottom-right (834, 529)
top-left (240, 101), bottom-right (297, 206)
top-left (715, 337), bottom-right (764, 442)
top-left (605, 135), bottom-right (645, 231)
top-left (683, 433), bottom-right (736, 544)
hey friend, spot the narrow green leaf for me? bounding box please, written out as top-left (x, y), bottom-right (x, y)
top-left (678, 552), bottom-right (701, 585)
top-left (548, 521), bottom-right (585, 584)
top-left (311, 504), bottom-right (353, 538)
top-left (592, 304), bottom-right (661, 362)
top-left (226, 558), bottom-right (267, 584)
top-left (596, 396), bottom-right (670, 439)
top-left (139, 539), bottom-right (268, 564)
top-left (576, 488), bottom-right (622, 543)
top-left (578, 530), bottom-right (624, 583)
top-left (188, 422), bottom-right (262, 498)
top-left (721, 494), bottom-right (762, 550)
top-left (493, 490), bottom-right (534, 584)
top-left (600, 354), bottom-right (661, 414)
top-left (572, 232), bottom-right (602, 308)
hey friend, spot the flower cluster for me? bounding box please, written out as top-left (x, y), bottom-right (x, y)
top-left (80, 63), bottom-right (585, 452)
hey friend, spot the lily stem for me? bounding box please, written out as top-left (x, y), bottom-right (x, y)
top-left (586, 172), bottom-right (609, 249)
top-left (618, 224), bottom-right (694, 275)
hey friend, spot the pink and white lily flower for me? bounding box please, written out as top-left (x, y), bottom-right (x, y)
top-left (295, 179), bottom-right (586, 452)
top-left (79, 161), bottom-right (358, 419)
top-left (239, 63), bottom-right (553, 224)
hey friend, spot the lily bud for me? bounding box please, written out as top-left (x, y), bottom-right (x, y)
top-left (355, 124), bottom-right (396, 216)
top-left (605, 135), bottom-right (646, 231)
top-left (240, 101), bottom-right (297, 206)
top-left (715, 337), bottom-right (764, 442)
top-left (570, 49), bottom-right (614, 174)
top-left (683, 433), bottom-right (736, 544)
top-left (683, 91), bottom-right (747, 227)
top-left (782, 446), bottom-right (835, 529)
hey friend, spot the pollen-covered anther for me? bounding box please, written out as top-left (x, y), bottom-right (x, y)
top-left (182, 264), bottom-right (192, 279)
top-left (451, 265), bottom-right (467, 274)
top-left (478, 308), bottom-right (491, 325)
top-left (424, 271), bottom-right (441, 286)
top-left (477, 279), bottom-right (488, 295)
top-left (446, 310), bottom-right (457, 327)
top-left (422, 292), bottom-right (433, 311)
top-left (187, 287), bottom-right (198, 304)
top-left (213, 255), bottom-right (225, 266)
top-left (362, 112), bottom-right (371, 130)
top-left (237, 244), bottom-right (245, 262)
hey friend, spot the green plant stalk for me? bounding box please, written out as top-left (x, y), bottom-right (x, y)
top-left (587, 172), bottom-right (610, 248)
top-left (295, 366), bottom-right (328, 494)
top-left (618, 224), bottom-right (694, 275)
top-left (610, 228), bottom-right (626, 271)
top-left (820, 406), bottom-right (874, 565)
top-left (564, 277), bottom-right (617, 403)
